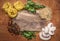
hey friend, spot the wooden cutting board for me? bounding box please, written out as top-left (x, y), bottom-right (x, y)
top-left (13, 10), bottom-right (47, 31)
top-left (0, 0), bottom-right (60, 41)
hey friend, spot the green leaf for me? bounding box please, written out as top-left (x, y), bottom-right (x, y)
top-left (27, 0), bottom-right (35, 6)
top-left (34, 5), bottom-right (45, 9)
top-left (38, 5), bottom-right (45, 8)
top-left (28, 7), bottom-right (36, 13)
top-left (21, 31), bottom-right (36, 40)
top-left (25, 4), bottom-right (30, 9)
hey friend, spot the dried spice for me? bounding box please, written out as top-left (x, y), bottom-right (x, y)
top-left (8, 20), bottom-right (20, 35)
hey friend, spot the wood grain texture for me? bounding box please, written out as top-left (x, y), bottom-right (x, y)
top-left (0, 0), bottom-right (60, 41)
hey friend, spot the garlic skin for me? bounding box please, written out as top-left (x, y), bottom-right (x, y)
top-left (36, 7), bottom-right (52, 21)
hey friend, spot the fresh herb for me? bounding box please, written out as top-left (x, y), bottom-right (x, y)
top-left (34, 5), bottom-right (45, 9)
top-left (28, 7), bottom-right (36, 13)
top-left (25, 4), bottom-right (30, 10)
top-left (21, 31), bottom-right (36, 40)
top-left (27, 0), bottom-right (35, 6)
top-left (25, 0), bottom-right (36, 13)
top-left (25, 0), bottom-right (45, 13)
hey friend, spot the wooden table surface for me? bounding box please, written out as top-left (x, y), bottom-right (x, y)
top-left (0, 0), bottom-right (60, 41)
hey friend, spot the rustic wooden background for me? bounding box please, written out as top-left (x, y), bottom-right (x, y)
top-left (0, 0), bottom-right (60, 41)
